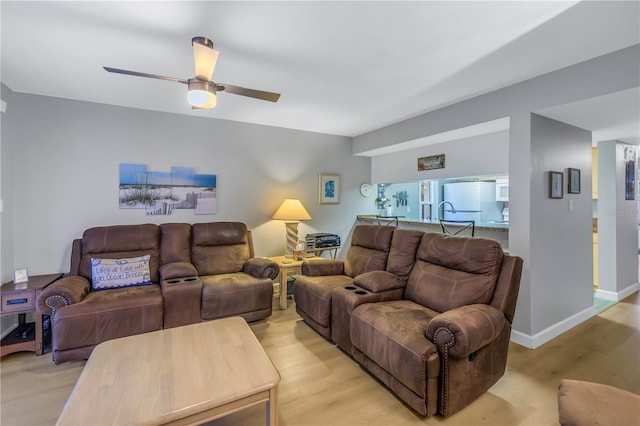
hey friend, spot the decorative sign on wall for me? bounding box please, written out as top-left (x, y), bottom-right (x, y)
top-left (119, 163), bottom-right (217, 215)
top-left (418, 154), bottom-right (445, 171)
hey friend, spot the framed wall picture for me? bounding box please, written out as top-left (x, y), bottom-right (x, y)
top-left (568, 168), bottom-right (581, 194)
top-left (624, 146), bottom-right (636, 200)
top-left (549, 171), bottom-right (563, 199)
top-left (14, 268), bottom-right (28, 284)
top-left (319, 173), bottom-right (340, 204)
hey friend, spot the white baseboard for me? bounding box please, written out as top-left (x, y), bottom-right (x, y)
top-left (510, 305), bottom-right (596, 349)
top-left (595, 283), bottom-right (639, 301)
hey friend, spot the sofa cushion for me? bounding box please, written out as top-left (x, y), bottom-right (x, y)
top-left (79, 224), bottom-right (160, 283)
top-left (191, 222), bottom-right (250, 275)
top-left (200, 272), bottom-right (273, 320)
top-left (91, 255), bottom-right (152, 291)
top-left (160, 223), bottom-right (192, 264)
top-left (53, 285), bottom-right (163, 351)
top-left (386, 229), bottom-right (423, 277)
top-left (294, 275), bottom-right (353, 328)
top-left (405, 234), bottom-right (503, 313)
top-left (351, 300), bottom-right (440, 398)
top-left (344, 225), bottom-right (394, 277)
top-left (353, 271), bottom-right (406, 293)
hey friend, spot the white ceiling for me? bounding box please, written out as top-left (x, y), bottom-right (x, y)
top-left (1, 1), bottom-right (639, 142)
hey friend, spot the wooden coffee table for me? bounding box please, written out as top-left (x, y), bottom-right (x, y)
top-left (56, 317), bottom-right (281, 426)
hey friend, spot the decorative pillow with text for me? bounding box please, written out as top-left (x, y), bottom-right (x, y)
top-left (91, 255), bottom-right (152, 291)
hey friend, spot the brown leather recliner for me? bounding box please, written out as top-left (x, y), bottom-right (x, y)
top-left (191, 222), bottom-right (278, 323)
top-left (37, 224), bottom-right (165, 364)
top-left (330, 228), bottom-right (424, 353)
top-left (37, 222), bottom-right (278, 364)
top-left (350, 233), bottom-right (523, 416)
top-left (293, 224), bottom-right (396, 339)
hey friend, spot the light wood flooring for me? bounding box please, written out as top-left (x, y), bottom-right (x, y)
top-left (1, 292), bottom-right (638, 426)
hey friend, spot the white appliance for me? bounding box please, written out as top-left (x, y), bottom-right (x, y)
top-left (443, 182), bottom-right (503, 223)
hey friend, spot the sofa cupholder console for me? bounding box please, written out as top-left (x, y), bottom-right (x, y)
top-left (161, 276), bottom-right (203, 329)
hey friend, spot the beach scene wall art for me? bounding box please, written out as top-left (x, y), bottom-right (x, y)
top-left (119, 163), bottom-right (217, 215)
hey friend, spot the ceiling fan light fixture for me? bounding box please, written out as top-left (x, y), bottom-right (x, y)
top-left (192, 37), bottom-right (219, 80)
top-left (188, 79), bottom-right (217, 108)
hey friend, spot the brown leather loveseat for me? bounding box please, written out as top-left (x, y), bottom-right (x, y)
top-left (294, 227), bottom-right (523, 417)
top-left (37, 222), bottom-right (278, 364)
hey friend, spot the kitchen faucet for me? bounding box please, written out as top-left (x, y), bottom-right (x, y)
top-left (438, 201), bottom-right (456, 220)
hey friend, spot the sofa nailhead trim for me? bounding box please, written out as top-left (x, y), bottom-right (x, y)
top-left (45, 296), bottom-right (69, 363)
top-left (433, 327), bottom-right (455, 416)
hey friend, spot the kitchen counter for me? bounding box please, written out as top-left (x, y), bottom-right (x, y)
top-left (356, 215), bottom-right (509, 250)
top-left (356, 215), bottom-right (509, 232)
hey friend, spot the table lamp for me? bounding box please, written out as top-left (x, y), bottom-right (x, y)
top-left (272, 198), bottom-right (312, 257)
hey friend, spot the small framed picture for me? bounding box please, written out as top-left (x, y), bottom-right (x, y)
top-left (549, 171), bottom-right (563, 199)
top-left (568, 168), bottom-right (581, 194)
top-left (319, 173), bottom-right (340, 204)
top-left (14, 268), bottom-right (29, 284)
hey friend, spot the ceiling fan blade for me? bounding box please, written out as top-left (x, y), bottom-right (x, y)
top-left (192, 37), bottom-right (219, 80)
top-left (103, 67), bottom-right (188, 84)
top-left (219, 84), bottom-right (281, 102)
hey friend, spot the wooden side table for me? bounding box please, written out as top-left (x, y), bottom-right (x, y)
top-left (1, 273), bottom-right (63, 356)
top-left (268, 256), bottom-right (305, 310)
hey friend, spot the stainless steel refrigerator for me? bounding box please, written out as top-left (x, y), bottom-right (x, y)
top-left (443, 181), bottom-right (503, 223)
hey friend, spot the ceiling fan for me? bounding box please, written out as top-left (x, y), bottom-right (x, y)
top-left (104, 36), bottom-right (280, 109)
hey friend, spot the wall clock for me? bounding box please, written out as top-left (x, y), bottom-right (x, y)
top-left (360, 183), bottom-right (372, 197)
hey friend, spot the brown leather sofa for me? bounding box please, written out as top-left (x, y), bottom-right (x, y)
top-left (295, 228), bottom-right (523, 417)
top-left (37, 222), bottom-right (278, 364)
top-left (293, 225), bottom-right (396, 339)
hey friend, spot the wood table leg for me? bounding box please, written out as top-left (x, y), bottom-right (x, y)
top-left (279, 272), bottom-right (287, 310)
top-left (35, 311), bottom-right (43, 355)
top-left (267, 387), bottom-right (278, 426)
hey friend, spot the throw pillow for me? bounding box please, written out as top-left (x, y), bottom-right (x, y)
top-left (91, 255), bottom-right (152, 291)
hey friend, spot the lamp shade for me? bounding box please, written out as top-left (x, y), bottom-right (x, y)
top-left (188, 78), bottom-right (217, 108)
top-left (272, 199), bottom-right (311, 221)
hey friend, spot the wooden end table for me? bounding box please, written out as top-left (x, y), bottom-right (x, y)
top-left (1, 273), bottom-right (63, 357)
top-left (268, 256), bottom-right (305, 310)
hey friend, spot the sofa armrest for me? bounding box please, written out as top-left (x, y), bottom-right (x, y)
top-left (36, 276), bottom-right (90, 316)
top-left (426, 304), bottom-right (506, 358)
top-left (243, 258), bottom-right (279, 280)
top-left (160, 262), bottom-right (198, 281)
top-left (301, 259), bottom-right (345, 276)
top-left (353, 271), bottom-right (406, 293)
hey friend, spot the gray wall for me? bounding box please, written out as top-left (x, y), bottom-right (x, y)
top-left (597, 140), bottom-right (639, 298)
top-left (2, 92), bottom-right (371, 277)
top-left (1, 83), bottom-right (15, 284)
top-left (370, 130), bottom-right (509, 184)
top-left (527, 114), bottom-right (593, 334)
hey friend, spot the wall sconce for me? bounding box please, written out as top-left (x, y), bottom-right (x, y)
top-left (272, 198), bottom-right (312, 256)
